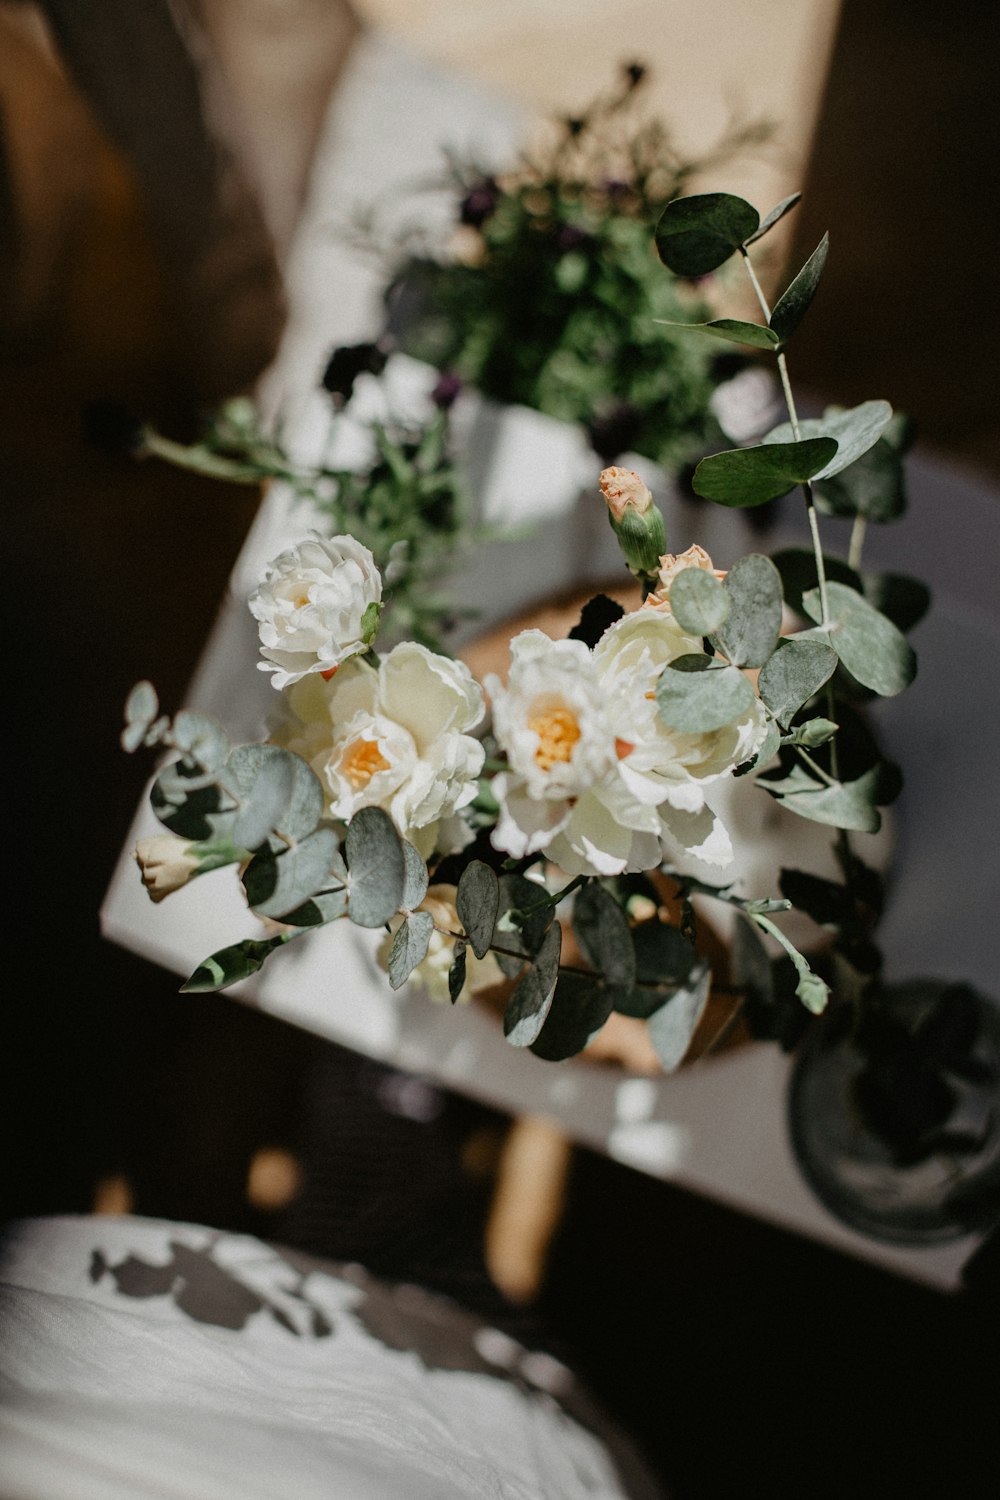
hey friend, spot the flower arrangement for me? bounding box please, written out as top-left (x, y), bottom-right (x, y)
top-left (352, 63), bottom-right (775, 471)
top-left (121, 172), bottom-right (999, 1233)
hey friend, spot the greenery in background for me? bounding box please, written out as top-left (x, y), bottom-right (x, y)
top-left (352, 63), bottom-right (773, 469)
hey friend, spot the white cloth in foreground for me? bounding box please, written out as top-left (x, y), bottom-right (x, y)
top-left (0, 1215), bottom-right (661, 1500)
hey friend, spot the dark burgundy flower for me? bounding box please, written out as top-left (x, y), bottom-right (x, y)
top-left (320, 341), bottom-right (390, 406)
top-left (623, 61), bottom-right (646, 90)
top-left (459, 177), bottom-right (500, 228)
top-left (431, 371), bottom-right (462, 410)
top-left (556, 223), bottom-right (594, 253)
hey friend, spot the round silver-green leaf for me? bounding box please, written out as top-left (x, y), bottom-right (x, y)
top-left (656, 654), bottom-right (757, 733)
top-left (802, 581), bottom-right (916, 696)
top-left (669, 567), bottom-right (729, 636)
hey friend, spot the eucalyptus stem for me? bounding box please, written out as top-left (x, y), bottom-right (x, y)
top-left (795, 746), bottom-right (838, 787)
top-left (848, 515), bottom-right (867, 571)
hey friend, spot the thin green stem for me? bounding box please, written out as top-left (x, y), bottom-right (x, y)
top-left (848, 515), bottom-right (867, 572)
top-left (795, 746), bottom-right (838, 787)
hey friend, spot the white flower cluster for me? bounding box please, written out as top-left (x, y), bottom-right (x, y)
top-left (486, 573), bottom-right (767, 879)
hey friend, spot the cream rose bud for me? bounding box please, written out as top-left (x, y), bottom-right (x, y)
top-left (377, 886), bottom-right (503, 1004)
top-left (249, 532), bottom-right (382, 690)
top-left (134, 835), bottom-right (200, 902)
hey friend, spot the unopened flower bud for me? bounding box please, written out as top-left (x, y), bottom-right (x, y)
top-left (134, 836), bottom-right (201, 903)
top-left (600, 466), bottom-right (666, 583)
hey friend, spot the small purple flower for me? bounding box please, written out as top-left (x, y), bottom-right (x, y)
top-left (431, 371), bottom-right (463, 411)
top-left (459, 177), bottom-right (500, 228)
top-left (557, 223), bottom-right (594, 253)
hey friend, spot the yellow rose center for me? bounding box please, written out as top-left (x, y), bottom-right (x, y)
top-left (343, 738), bottom-right (391, 789)
top-left (528, 704), bottom-right (581, 771)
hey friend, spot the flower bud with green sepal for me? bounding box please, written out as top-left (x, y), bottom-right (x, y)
top-left (599, 466), bottom-right (666, 588)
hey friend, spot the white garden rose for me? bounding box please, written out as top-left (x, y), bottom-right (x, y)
top-left (249, 532), bottom-right (382, 689)
top-left (488, 610), bottom-right (768, 878)
top-left (485, 631), bottom-right (616, 859)
top-left (272, 641), bottom-right (485, 858)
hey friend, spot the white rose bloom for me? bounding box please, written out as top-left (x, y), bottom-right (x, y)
top-left (271, 641), bottom-right (485, 858)
top-left (249, 533), bottom-right (382, 689)
top-left (486, 631), bottom-right (616, 859)
top-left (490, 611), bottom-right (768, 878)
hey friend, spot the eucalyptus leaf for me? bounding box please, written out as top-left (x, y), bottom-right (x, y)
top-left (655, 317), bottom-right (779, 351)
top-left (456, 860), bottom-right (500, 960)
top-left (802, 581), bottom-right (916, 696)
top-left (769, 233), bottom-right (829, 346)
top-left (388, 910), bottom-right (434, 990)
top-left (761, 763), bottom-right (883, 833)
top-left (669, 566), bottom-right (729, 636)
top-left (226, 744), bottom-right (324, 848)
top-left (281, 887), bottom-right (349, 927)
top-left (771, 548), bottom-right (861, 616)
top-left (496, 873), bottom-right (551, 957)
top-left (181, 934), bottom-right (289, 993)
top-left (242, 826), bottom-right (341, 920)
top-left (656, 654), bottom-right (757, 733)
top-left (400, 839), bottom-right (429, 910)
top-left (529, 973), bottom-right (616, 1061)
top-left (572, 882), bottom-right (636, 992)
top-left (448, 940), bottom-right (467, 1003)
top-left (714, 553), bottom-right (783, 668)
top-left (616, 919), bottom-right (695, 1019)
top-left (654, 192), bottom-right (760, 277)
top-left (503, 922), bottom-right (562, 1047)
top-left (862, 572), bottom-right (931, 633)
top-left (744, 192), bottom-right (801, 246)
top-left (172, 711), bottom-right (229, 773)
top-left (763, 401), bottom-right (893, 480)
top-left (757, 637), bottom-right (838, 726)
top-left (150, 762), bottom-right (233, 842)
top-left (345, 806), bottom-right (406, 928)
top-left (646, 961), bottom-right (712, 1072)
top-left (122, 681), bottom-right (159, 752)
top-left (693, 438), bottom-right (838, 508)
top-left (812, 435), bottom-right (906, 523)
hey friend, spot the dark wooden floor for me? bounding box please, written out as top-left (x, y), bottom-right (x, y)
top-left (4, 6), bottom-right (999, 1496)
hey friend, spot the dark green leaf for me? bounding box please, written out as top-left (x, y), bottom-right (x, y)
top-left (862, 572), bottom-right (931, 633)
top-left (744, 192), bottom-right (801, 245)
top-left (757, 637), bottom-right (838, 726)
top-left (771, 548), bottom-right (861, 616)
top-left (812, 434), bottom-right (907, 522)
top-left (763, 401), bottom-right (893, 480)
top-left (496, 872), bottom-right (551, 959)
top-left (802, 581), bottom-right (916, 696)
top-left (779, 868), bottom-right (854, 927)
top-left (150, 760), bottom-right (232, 842)
top-left (656, 654), bottom-right (757, 733)
top-left (243, 827), bottom-right (341, 919)
top-left (669, 566), bottom-right (729, 636)
top-left (655, 317), bottom-right (779, 350)
top-left (654, 192), bottom-right (760, 277)
top-left (448, 940), bottom-right (467, 1003)
top-left (572, 883), bottom-right (636, 992)
top-left (346, 806), bottom-right (406, 928)
top-left (646, 961), bottom-right (712, 1072)
top-left (181, 934), bottom-right (289, 993)
top-left (530, 973), bottom-right (616, 1061)
top-left (122, 681), bottom-right (159, 752)
top-left (616, 920), bottom-right (695, 1018)
top-left (388, 911), bottom-right (435, 990)
top-left (769, 233), bottom-right (829, 345)
top-left (714, 553), bottom-right (783, 668)
top-left (503, 923), bottom-right (562, 1047)
top-left (761, 763), bottom-right (883, 833)
top-left (400, 839), bottom-right (429, 910)
top-left (693, 438), bottom-right (838, 508)
top-left (456, 860), bottom-right (500, 959)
